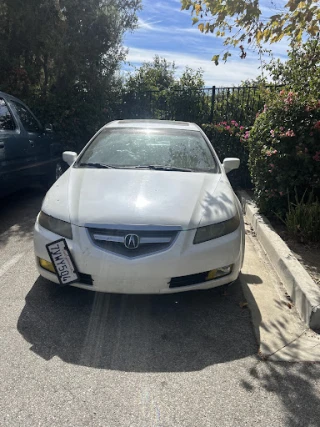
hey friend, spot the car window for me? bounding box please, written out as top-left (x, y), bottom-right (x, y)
top-left (0, 98), bottom-right (16, 131)
top-left (77, 128), bottom-right (218, 172)
top-left (10, 100), bottom-right (41, 133)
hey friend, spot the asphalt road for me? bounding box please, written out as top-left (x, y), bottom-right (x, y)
top-left (0, 189), bottom-right (320, 426)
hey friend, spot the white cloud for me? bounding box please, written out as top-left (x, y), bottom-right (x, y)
top-left (137, 18), bottom-right (154, 31)
top-left (124, 0), bottom-right (289, 86)
top-left (125, 47), bottom-right (267, 86)
top-left (137, 18), bottom-right (166, 31)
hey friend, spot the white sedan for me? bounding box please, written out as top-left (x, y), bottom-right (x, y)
top-left (34, 120), bottom-right (245, 294)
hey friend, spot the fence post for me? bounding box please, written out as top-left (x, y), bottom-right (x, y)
top-left (210, 85), bottom-right (216, 122)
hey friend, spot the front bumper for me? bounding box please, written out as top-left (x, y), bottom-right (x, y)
top-left (34, 221), bottom-right (243, 294)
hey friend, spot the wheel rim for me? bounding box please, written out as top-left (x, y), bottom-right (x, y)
top-left (55, 163), bottom-right (63, 181)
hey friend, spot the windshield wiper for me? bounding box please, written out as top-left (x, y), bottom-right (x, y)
top-left (134, 165), bottom-right (193, 172)
top-left (77, 162), bottom-right (116, 169)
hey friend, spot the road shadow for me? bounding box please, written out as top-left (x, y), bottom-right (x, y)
top-left (241, 361), bottom-right (320, 427)
top-left (239, 273), bottom-right (320, 427)
top-left (0, 188), bottom-right (45, 248)
top-left (17, 277), bottom-right (258, 372)
top-left (240, 273), bottom-right (263, 285)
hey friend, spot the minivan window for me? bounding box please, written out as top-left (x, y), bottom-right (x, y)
top-left (10, 100), bottom-right (41, 133)
top-left (0, 98), bottom-right (15, 131)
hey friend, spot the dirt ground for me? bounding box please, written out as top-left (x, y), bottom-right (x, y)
top-left (271, 220), bottom-right (320, 286)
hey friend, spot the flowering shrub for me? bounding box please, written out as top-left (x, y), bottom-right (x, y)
top-left (202, 121), bottom-right (251, 188)
top-left (248, 89), bottom-right (320, 215)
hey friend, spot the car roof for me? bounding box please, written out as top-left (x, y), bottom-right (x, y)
top-left (104, 119), bottom-right (201, 131)
top-left (0, 91), bottom-right (25, 104)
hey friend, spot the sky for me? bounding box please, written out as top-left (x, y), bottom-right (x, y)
top-left (123, 0), bottom-right (289, 87)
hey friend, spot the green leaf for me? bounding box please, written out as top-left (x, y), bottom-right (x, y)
top-left (212, 54), bottom-right (220, 65)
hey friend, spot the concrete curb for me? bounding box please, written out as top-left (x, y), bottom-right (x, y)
top-left (238, 190), bottom-right (320, 329)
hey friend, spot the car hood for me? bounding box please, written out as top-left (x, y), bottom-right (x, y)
top-left (42, 168), bottom-right (237, 230)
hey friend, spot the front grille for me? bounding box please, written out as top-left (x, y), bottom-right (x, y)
top-left (87, 226), bottom-right (180, 258)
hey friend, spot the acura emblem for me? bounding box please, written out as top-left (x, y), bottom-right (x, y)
top-left (124, 234), bottom-right (140, 249)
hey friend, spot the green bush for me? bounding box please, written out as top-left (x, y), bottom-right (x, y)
top-left (285, 192), bottom-right (320, 243)
top-left (202, 121), bottom-right (251, 188)
top-left (248, 89), bottom-right (320, 216)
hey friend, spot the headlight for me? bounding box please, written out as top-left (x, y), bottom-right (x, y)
top-left (38, 211), bottom-right (73, 240)
top-left (194, 211), bottom-right (240, 244)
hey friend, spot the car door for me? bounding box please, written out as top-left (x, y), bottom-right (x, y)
top-left (8, 98), bottom-right (52, 178)
top-left (0, 96), bottom-right (32, 197)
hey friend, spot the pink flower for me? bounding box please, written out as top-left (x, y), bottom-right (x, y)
top-left (286, 129), bottom-right (295, 137)
top-left (240, 126), bottom-right (244, 130)
top-left (285, 91), bottom-right (295, 105)
top-left (270, 130), bottom-right (275, 137)
top-left (313, 151), bottom-right (320, 162)
top-left (263, 104), bottom-right (268, 112)
top-left (226, 125), bottom-right (231, 130)
top-left (314, 121), bottom-right (320, 130)
top-left (280, 127), bottom-right (284, 131)
top-left (266, 150), bottom-right (277, 157)
top-left (270, 163), bottom-right (275, 168)
top-left (244, 131), bottom-right (250, 140)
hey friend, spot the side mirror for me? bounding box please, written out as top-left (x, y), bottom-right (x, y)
top-left (223, 158), bottom-right (240, 174)
top-left (45, 123), bottom-right (53, 132)
top-left (63, 151), bottom-right (77, 166)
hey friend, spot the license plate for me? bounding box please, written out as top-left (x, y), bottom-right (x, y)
top-left (46, 239), bottom-right (79, 285)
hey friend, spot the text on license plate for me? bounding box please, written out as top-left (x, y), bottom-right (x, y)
top-left (46, 239), bottom-right (79, 285)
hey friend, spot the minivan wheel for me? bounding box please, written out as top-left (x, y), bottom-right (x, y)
top-left (55, 162), bottom-right (64, 181)
top-left (44, 160), bottom-right (66, 189)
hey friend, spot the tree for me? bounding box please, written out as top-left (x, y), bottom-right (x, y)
top-left (0, 0), bottom-right (141, 147)
top-left (169, 67), bottom-right (209, 122)
top-left (174, 66), bottom-right (205, 90)
top-left (181, 0), bottom-right (320, 64)
top-left (123, 60), bottom-right (210, 122)
top-left (266, 39), bottom-right (320, 96)
top-left (125, 56), bottom-right (177, 92)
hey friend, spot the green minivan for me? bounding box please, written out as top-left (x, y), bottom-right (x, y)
top-left (0, 91), bottom-right (65, 197)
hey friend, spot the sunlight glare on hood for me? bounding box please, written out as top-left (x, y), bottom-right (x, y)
top-left (135, 195), bottom-right (150, 209)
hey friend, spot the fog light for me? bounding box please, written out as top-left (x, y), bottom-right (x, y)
top-left (206, 269), bottom-right (217, 280)
top-left (39, 258), bottom-right (56, 273)
top-left (205, 265), bottom-right (232, 281)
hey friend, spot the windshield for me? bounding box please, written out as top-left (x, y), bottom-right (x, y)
top-left (76, 128), bottom-right (219, 172)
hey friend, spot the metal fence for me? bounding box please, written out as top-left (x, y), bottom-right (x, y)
top-left (119, 85), bottom-right (284, 125)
